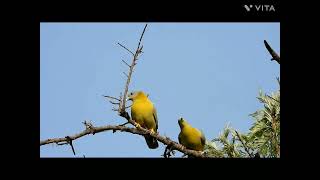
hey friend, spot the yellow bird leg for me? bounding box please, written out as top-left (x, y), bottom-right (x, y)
top-left (133, 122), bottom-right (141, 129)
top-left (149, 129), bottom-right (155, 135)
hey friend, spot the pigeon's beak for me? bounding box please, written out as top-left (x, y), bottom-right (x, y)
top-left (178, 117), bottom-right (184, 126)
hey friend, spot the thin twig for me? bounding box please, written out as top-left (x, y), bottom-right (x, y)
top-left (66, 136), bottom-right (76, 155)
top-left (137, 25), bottom-right (148, 49)
top-left (103, 95), bottom-right (120, 102)
top-left (109, 101), bottom-right (120, 105)
top-left (125, 104), bottom-right (132, 109)
top-left (264, 40), bottom-right (280, 64)
top-left (113, 122), bottom-right (130, 133)
top-left (117, 42), bottom-right (134, 56)
top-left (119, 122), bottom-right (130, 126)
top-left (119, 24), bottom-right (148, 115)
top-left (122, 59), bottom-right (131, 67)
top-left (122, 72), bottom-right (129, 78)
top-left (235, 130), bottom-right (253, 158)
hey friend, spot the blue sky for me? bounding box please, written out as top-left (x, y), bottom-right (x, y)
top-left (40, 23), bottom-right (280, 157)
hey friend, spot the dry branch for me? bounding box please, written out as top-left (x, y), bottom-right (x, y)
top-left (103, 95), bottom-right (120, 102)
top-left (264, 40), bottom-right (280, 64)
top-left (40, 24), bottom-right (207, 158)
top-left (40, 120), bottom-right (206, 158)
top-left (118, 24), bottom-right (147, 116)
top-left (117, 42), bottom-right (134, 56)
top-left (40, 122), bottom-right (147, 146)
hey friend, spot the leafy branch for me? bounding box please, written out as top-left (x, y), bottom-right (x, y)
top-left (204, 40), bottom-right (280, 158)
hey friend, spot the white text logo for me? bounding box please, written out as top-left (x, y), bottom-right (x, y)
top-left (244, 5), bottom-right (276, 12)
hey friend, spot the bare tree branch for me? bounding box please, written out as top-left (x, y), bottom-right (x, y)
top-left (40, 24), bottom-right (207, 158)
top-left (103, 95), bottom-right (120, 102)
top-left (108, 100), bottom-right (120, 105)
top-left (122, 59), bottom-right (131, 67)
top-left (40, 122), bottom-right (147, 146)
top-left (117, 42), bottom-right (134, 56)
top-left (66, 136), bottom-right (76, 155)
top-left (264, 40), bottom-right (280, 64)
top-left (119, 24), bottom-right (148, 116)
top-left (122, 72), bottom-right (129, 78)
top-left (40, 120), bottom-right (206, 158)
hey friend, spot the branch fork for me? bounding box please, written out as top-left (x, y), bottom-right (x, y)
top-left (40, 24), bottom-right (206, 158)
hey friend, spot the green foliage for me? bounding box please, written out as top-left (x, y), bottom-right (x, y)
top-left (204, 124), bottom-right (240, 157)
top-left (204, 80), bottom-right (280, 158)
